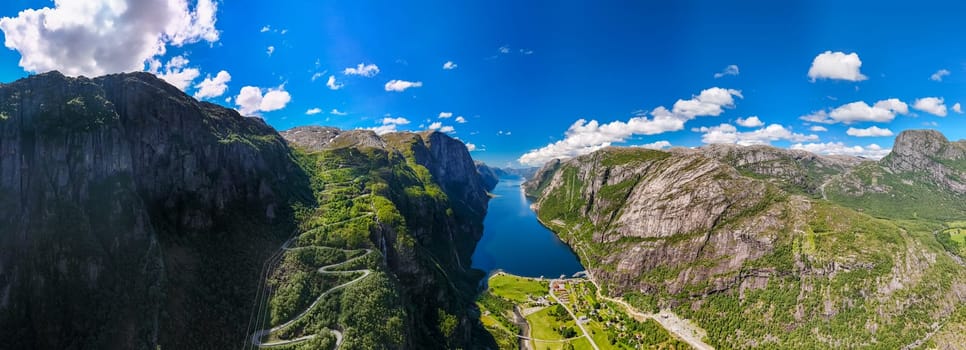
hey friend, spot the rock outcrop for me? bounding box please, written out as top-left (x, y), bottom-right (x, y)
top-left (883, 129), bottom-right (966, 193)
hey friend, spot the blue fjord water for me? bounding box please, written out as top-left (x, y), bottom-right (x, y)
top-left (471, 176), bottom-right (585, 278)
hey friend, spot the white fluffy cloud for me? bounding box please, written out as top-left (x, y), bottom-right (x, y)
top-left (694, 123), bottom-right (818, 145)
top-left (465, 143), bottom-right (477, 151)
top-left (810, 126), bottom-right (828, 132)
top-left (801, 98), bottom-right (908, 124)
top-left (443, 61), bottom-right (457, 70)
top-left (235, 85), bottom-right (291, 115)
top-left (518, 87), bottom-right (742, 166)
top-left (326, 75), bottom-right (343, 90)
top-left (343, 63), bottom-right (379, 77)
top-left (953, 103), bottom-right (963, 114)
top-left (385, 80), bottom-right (422, 92)
top-left (791, 142), bottom-right (890, 159)
top-left (193, 70), bottom-right (231, 99)
top-left (305, 108), bottom-right (322, 115)
top-left (807, 51), bottom-right (867, 82)
top-left (438, 112), bottom-right (453, 119)
top-left (266, 46), bottom-right (274, 56)
top-left (846, 126), bottom-right (893, 137)
top-left (149, 55), bottom-right (199, 90)
top-left (330, 109), bottom-right (347, 116)
top-left (736, 116), bottom-right (764, 128)
top-left (367, 116), bottom-right (410, 135)
top-left (635, 141), bottom-right (672, 150)
top-left (714, 65), bottom-right (739, 78)
top-left (383, 117), bottom-right (410, 125)
top-left (913, 97), bottom-right (947, 117)
top-left (455, 116), bottom-right (467, 123)
top-left (0, 0), bottom-right (219, 77)
top-left (931, 69), bottom-right (950, 82)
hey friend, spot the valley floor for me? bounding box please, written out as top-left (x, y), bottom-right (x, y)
top-left (478, 272), bottom-right (699, 350)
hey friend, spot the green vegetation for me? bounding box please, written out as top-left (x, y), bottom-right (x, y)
top-left (489, 273), bottom-right (550, 303)
top-left (826, 162), bottom-right (966, 221)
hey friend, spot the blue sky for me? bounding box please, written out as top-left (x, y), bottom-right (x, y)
top-left (2, 1), bottom-right (965, 167)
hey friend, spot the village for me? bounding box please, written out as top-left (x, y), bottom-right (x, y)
top-left (477, 272), bottom-right (691, 350)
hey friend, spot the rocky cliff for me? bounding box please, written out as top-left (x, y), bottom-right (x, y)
top-left (0, 73), bottom-right (490, 350)
top-left (475, 161), bottom-right (500, 191)
top-left (525, 138), bottom-right (966, 349)
top-left (0, 71), bottom-right (310, 349)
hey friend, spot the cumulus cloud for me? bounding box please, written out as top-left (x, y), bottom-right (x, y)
top-left (149, 55), bottom-right (199, 90)
top-left (438, 112), bottom-right (453, 119)
top-left (499, 46), bottom-right (510, 54)
top-left (330, 109), bottom-right (347, 116)
top-left (714, 64), bottom-right (739, 78)
top-left (266, 46), bottom-right (274, 56)
top-left (443, 61), bottom-right (457, 70)
top-left (465, 143), bottom-right (477, 151)
top-left (367, 116), bottom-right (410, 135)
top-left (736, 116), bottom-right (764, 128)
top-left (518, 87), bottom-right (742, 166)
top-left (0, 0), bottom-right (219, 77)
top-left (807, 51), bottom-right (867, 82)
top-left (913, 97), bottom-right (947, 117)
top-left (193, 70), bottom-right (231, 99)
top-left (235, 85), bottom-right (291, 115)
top-left (305, 108), bottom-right (322, 115)
top-left (954, 103), bottom-right (963, 114)
top-left (694, 123), bottom-right (818, 145)
top-left (810, 126), bottom-right (828, 132)
top-left (846, 126), bottom-right (893, 137)
top-left (791, 142), bottom-right (890, 159)
top-left (455, 116), bottom-right (467, 123)
top-left (343, 63), bottom-right (380, 77)
top-left (385, 79), bottom-right (422, 92)
top-left (326, 75), bottom-right (343, 90)
top-left (635, 141), bottom-right (672, 150)
top-left (801, 98), bottom-right (908, 124)
top-left (383, 117), bottom-right (410, 125)
top-left (931, 69), bottom-right (950, 82)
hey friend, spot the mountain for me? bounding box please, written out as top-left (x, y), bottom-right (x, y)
top-left (825, 129), bottom-right (966, 220)
top-left (500, 167), bottom-right (539, 180)
top-left (0, 73), bottom-right (490, 349)
top-left (524, 132), bottom-right (966, 349)
top-left (474, 161), bottom-right (500, 191)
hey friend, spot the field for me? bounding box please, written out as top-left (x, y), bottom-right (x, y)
top-left (488, 273), bottom-right (550, 303)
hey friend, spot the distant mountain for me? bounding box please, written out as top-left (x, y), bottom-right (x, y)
top-left (474, 161), bottom-right (500, 191)
top-left (524, 131), bottom-right (966, 349)
top-left (0, 73), bottom-right (492, 349)
top-left (499, 166), bottom-right (539, 180)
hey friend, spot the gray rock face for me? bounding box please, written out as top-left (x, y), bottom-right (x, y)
top-left (686, 143), bottom-right (864, 194)
top-left (0, 71), bottom-right (309, 350)
top-left (526, 148), bottom-right (794, 297)
top-left (884, 129), bottom-right (966, 193)
top-left (280, 126), bottom-right (386, 151)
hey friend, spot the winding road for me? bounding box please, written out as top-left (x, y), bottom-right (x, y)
top-left (250, 247), bottom-right (374, 348)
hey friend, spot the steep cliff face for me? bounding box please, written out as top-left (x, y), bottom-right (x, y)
top-left (526, 141), bottom-right (966, 349)
top-left (280, 126), bottom-right (491, 349)
top-left (0, 72), bottom-right (310, 349)
top-left (525, 148), bottom-right (791, 296)
top-left (475, 161), bottom-right (500, 191)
